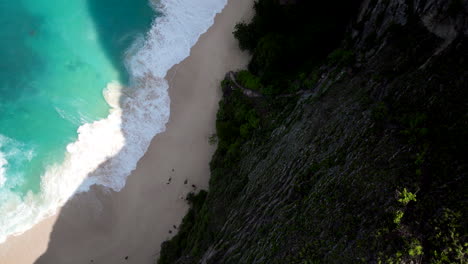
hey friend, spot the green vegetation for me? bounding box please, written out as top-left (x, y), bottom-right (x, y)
top-left (216, 85), bottom-right (261, 162)
top-left (397, 188), bottom-right (417, 206)
top-left (233, 0), bottom-right (361, 90)
top-left (158, 191), bottom-right (208, 264)
top-left (236, 70), bottom-right (262, 91)
top-left (393, 210), bottom-right (404, 225)
top-left (158, 81), bottom-right (271, 264)
top-left (157, 1), bottom-right (467, 263)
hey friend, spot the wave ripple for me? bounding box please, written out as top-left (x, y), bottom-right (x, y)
top-left (0, 0), bottom-right (228, 243)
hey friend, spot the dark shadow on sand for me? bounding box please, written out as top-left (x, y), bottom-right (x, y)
top-left (33, 0), bottom-right (158, 263)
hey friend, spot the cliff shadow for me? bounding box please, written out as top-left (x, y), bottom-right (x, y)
top-left (32, 0), bottom-right (168, 263)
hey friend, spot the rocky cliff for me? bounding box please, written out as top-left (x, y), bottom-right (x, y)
top-left (158, 0), bottom-right (467, 263)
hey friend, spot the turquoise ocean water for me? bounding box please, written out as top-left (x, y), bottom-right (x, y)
top-left (0, 0), bottom-right (229, 243)
top-left (0, 0), bottom-right (155, 239)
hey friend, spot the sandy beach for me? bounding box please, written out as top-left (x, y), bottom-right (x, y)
top-left (0, 0), bottom-right (253, 263)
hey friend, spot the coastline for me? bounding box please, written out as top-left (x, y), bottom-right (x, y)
top-left (0, 0), bottom-right (254, 263)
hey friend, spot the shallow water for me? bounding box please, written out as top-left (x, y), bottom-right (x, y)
top-left (0, 0), bottom-right (154, 240)
top-left (0, 0), bottom-right (228, 244)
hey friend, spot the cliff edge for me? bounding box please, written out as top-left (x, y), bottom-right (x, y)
top-left (158, 0), bottom-right (467, 263)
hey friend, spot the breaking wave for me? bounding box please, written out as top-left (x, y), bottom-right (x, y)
top-left (0, 0), bottom-right (228, 243)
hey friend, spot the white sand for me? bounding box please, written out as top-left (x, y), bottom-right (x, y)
top-left (0, 0), bottom-right (253, 263)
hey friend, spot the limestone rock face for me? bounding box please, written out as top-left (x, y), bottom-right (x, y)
top-left (160, 1), bottom-right (467, 263)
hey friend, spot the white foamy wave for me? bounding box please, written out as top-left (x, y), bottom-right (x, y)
top-left (0, 135), bottom-right (33, 190)
top-left (0, 152), bottom-right (6, 188)
top-left (0, 0), bottom-right (228, 243)
top-left (128, 0), bottom-right (228, 78)
top-left (0, 135), bottom-right (7, 188)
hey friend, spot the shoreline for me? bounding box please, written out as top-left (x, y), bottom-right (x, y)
top-left (0, 0), bottom-right (254, 263)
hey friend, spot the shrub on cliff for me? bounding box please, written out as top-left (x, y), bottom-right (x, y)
top-left (233, 0), bottom-right (362, 87)
top-left (234, 22), bottom-right (257, 51)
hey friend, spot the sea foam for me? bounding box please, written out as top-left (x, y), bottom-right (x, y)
top-left (0, 136), bottom-right (7, 188)
top-left (0, 152), bottom-right (6, 188)
top-left (0, 0), bottom-right (228, 243)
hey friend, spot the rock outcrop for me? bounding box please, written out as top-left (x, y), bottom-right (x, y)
top-left (158, 1), bottom-right (467, 263)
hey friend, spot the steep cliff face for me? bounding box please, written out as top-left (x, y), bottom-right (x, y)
top-left (158, 1), bottom-right (467, 263)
